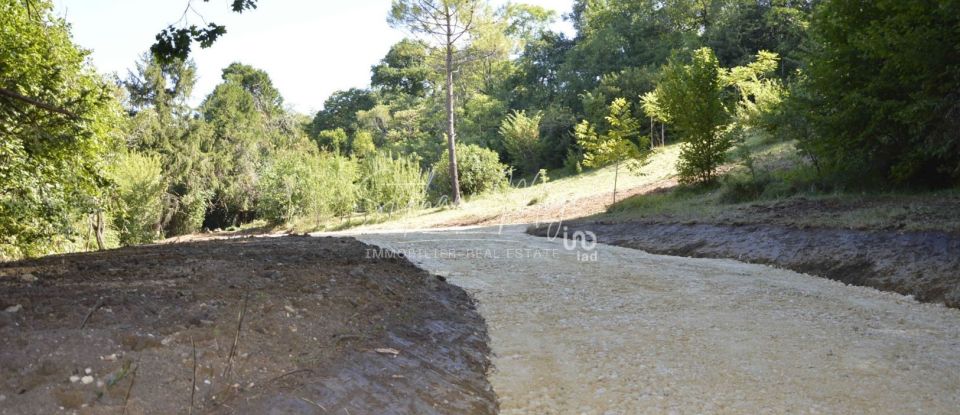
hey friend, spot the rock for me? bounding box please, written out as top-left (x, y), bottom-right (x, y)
top-left (80, 376), bottom-right (94, 385)
top-left (4, 304), bottom-right (21, 313)
top-left (20, 273), bottom-right (37, 283)
top-left (84, 368), bottom-right (92, 374)
top-left (375, 348), bottom-right (400, 356)
top-left (69, 375), bottom-right (80, 383)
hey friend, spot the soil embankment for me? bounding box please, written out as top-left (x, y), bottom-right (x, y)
top-left (0, 236), bottom-right (495, 414)
top-left (530, 221), bottom-right (960, 308)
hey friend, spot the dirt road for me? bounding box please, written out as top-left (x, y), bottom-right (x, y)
top-left (355, 225), bottom-right (960, 414)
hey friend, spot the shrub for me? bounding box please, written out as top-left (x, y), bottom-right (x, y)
top-left (499, 110), bottom-right (543, 174)
top-left (167, 186), bottom-right (211, 235)
top-left (324, 155), bottom-right (359, 218)
top-left (357, 152), bottom-right (426, 213)
top-left (314, 128), bottom-right (349, 153)
top-left (110, 152), bottom-right (167, 245)
top-left (257, 151), bottom-right (332, 224)
top-left (430, 144), bottom-right (507, 201)
top-left (351, 130), bottom-right (376, 157)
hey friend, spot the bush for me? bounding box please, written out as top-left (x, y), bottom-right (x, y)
top-left (257, 152), bottom-right (362, 224)
top-left (430, 144), bottom-right (507, 201)
top-left (499, 110), bottom-right (543, 174)
top-left (110, 152), bottom-right (167, 245)
top-left (357, 152), bottom-right (426, 213)
top-left (325, 155), bottom-right (359, 218)
top-left (167, 186), bottom-right (211, 235)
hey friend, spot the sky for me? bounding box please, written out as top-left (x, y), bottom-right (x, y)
top-left (52, 0), bottom-right (575, 115)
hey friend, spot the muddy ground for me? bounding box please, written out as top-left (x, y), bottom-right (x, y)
top-left (0, 236), bottom-right (496, 414)
top-left (529, 221), bottom-right (960, 308)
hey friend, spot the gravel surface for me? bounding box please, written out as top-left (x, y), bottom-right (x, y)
top-left (355, 225), bottom-right (960, 414)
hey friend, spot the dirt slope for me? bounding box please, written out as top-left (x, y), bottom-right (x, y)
top-left (0, 236), bottom-right (495, 414)
top-left (530, 221), bottom-right (960, 308)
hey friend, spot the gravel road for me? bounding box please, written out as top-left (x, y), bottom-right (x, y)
top-left (355, 225), bottom-right (960, 414)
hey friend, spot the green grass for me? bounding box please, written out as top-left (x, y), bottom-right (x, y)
top-left (601, 140), bottom-right (960, 233)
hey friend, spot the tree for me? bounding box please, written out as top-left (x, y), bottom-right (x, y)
top-left (1, 0), bottom-right (123, 258)
top-left (576, 98), bottom-right (649, 203)
top-left (389, 0), bottom-right (482, 205)
top-left (371, 39), bottom-right (432, 97)
top-left (151, 0), bottom-right (259, 63)
top-left (643, 48), bottom-right (729, 184)
top-left (124, 53), bottom-right (197, 118)
top-left (499, 110), bottom-right (543, 175)
top-left (800, 0), bottom-right (960, 185)
top-left (310, 88), bottom-right (377, 137)
top-left (221, 63), bottom-right (283, 116)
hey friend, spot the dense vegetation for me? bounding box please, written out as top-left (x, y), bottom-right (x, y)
top-left (2, 0), bottom-right (958, 259)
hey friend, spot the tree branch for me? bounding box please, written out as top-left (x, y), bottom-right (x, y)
top-left (0, 87), bottom-right (79, 119)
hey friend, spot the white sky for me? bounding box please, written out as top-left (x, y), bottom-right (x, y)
top-left (52, 0), bottom-right (575, 114)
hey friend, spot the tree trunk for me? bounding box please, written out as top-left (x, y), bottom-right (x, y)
top-left (93, 211), bottom-right (105, 251)
top-left (444, 8), bottom-right (462, 206)
top-left (650, 117), bottom-right (655, 150)
top-left (613, 159), bottom-right (620, 205)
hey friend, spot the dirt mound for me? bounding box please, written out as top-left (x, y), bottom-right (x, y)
top-left (529, 222), bottom-right (960, 308)
top-left (0, 236), bottom-right (495, 414)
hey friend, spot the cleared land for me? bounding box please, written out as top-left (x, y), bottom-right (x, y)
top-left (0, 236), bottom-right (495, 414)
top-left (355, 226), bottom-right (960, 414)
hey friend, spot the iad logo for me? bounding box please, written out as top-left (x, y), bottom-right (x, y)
top-left (558, 226), bottom-right (598, 262)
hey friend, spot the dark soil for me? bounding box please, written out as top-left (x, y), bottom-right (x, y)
top-left (0, 236), bottom-right (496, 414)
top-left (529, 221), bottom-right (960, 308)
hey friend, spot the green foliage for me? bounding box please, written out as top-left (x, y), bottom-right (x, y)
top-left (644, 48), bottom-right (730, 184)
top-left (430, 144), bottom-right (507, 201)
top-left (351, 130), bottom-right (377, 157)
top-left (109, 152), bottom-right (166, 245)
top-left (0, 0), bottom-right (123, 259)
top-left (258, 153), bottom-right (361, 222)
top-left (800, 0), bottom-right (960, 185)
top-left (151, 1), bottom-right (258, 63)
top-left (310, 88), bottom-right (376, 136)
top-left (357, 152), bottom-right (426, 213)
top-left (315, 128), bottom-right (348, 153)
top-left (577, 98), bottom-right (649, 171)
top-left (499, 110), bottom-right (543, 174)
top-left (538, 106), bottom-right (577, 169)
top-left (371, 39), bottom-right (431, 97)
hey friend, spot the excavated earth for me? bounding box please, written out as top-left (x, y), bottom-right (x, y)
top-left (0, 236), bottom-right (496, 414)
top-left (529, 221), bottom-right (960, 308)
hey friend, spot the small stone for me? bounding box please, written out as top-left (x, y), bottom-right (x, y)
top-left (80, 376), bottom-right (94, 384)
top-left (96, 380), bottom-right (104, 388)
top-left (69, 375), bottom-right (80, 383)
top-left (4, 304), bottom-right (21, 313)
top-left (20, 273), bottom-right (37, 283)
top-left (284, 305), bottom-right (296, 314)
top-left (84, 368), bottom-right (92, 374)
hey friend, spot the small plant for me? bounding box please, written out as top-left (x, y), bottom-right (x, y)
top-left (429, 144), bottom-right (507, 202)
top-left (357, 152), bottom-right (426, 214)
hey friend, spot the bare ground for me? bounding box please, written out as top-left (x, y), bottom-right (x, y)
top-left (0, 236), bottom-right (495, 414)
top-left (529, 221), bottom-right (960, 308)
top-left (355, 226), bottom-right (960, 414)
